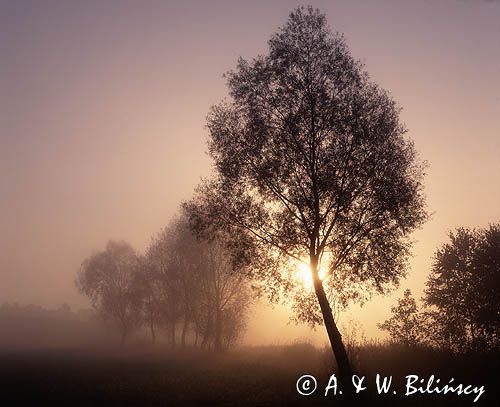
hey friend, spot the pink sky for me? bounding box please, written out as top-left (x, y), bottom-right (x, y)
top-left (1, 0), bottom-right (499, 343)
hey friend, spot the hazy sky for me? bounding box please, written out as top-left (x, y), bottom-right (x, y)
top-left (1, 0), bottom-right (499, 344)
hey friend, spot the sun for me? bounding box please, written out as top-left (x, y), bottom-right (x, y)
top-left (296, 263), bottom-right (314, 288)
top-left (294, 257), bottom-right (330, 289)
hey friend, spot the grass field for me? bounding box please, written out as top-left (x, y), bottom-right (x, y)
top-left (0, 343), bottom-right (497, 406)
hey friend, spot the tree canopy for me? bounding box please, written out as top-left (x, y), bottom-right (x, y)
top-left (77, 218), bottom-right (252, 350)
top-left (184, 6), bottom-right (427, 377)
top-left (76, 240), bottom-right (142, 346)
top-left (378, 289), bottom-right (422, 346)
top-left (424, 224), bottom-right (500, 352)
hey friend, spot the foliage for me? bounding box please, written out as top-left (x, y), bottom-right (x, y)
top-left (73, 216), bottom-right (253, 350)
top-left (184, 5), bottom-right (427, 375)
top-left (378, 289), bottom-right (423, 346)
top-left (194, 240), bottom-right (252, 351)
top-left (76, 241), bottom-right (142, 346)
top-left (138, 217), bottom-right (250, 351)
top-left (144, 220), bottom-right (189, 347)
top-left (187, 4), bottom-right (427, 309)
top-left (424, 224), bottom-right (500, 352)
top-left (133, 255), bottom-right (167, 345)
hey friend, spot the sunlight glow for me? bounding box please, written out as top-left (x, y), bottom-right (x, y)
top-left (294, 257), bottom-right (330, 289)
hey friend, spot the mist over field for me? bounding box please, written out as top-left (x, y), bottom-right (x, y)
top-left (1, 1), bottom-right (499, 405)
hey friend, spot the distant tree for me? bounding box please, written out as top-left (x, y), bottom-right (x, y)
top-left (378, 289), bottom-right (423, 346)
top-left (184, 6), bottom-right (427, 377)
top-left (164, 218), bottom-right (205, 349)
top-left (146, 226), bottom-right (183, 348)
top-left (77, 241), bottom-right (142, 346)
top-left (134, 255), bottom-right (164, 345)
top-left (57, 303), bottom-right (71, 316)
top-left (145, 216), bottom-right (252, 351)
top-left (196, 241), bottom-right (252, 352)
top-left (424, 224), bottom-right (500, 352)
top-left (220, 304), bottom-right (248, 350)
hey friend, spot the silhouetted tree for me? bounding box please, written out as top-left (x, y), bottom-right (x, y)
top-left (220, 303), bottom-right (249, 350)
top-left (197, 240), bottom-right (252, 352)
top-left (378, 289), bottom-right (423, 346)
top-left (76, 241), bottom-right (142, 346)
top-left (134, 255), bottom-right (164, 344)
top-left (184, 6), bottom-right (426, 377)
top-left (146, 226), bottom-right (183, 348)
top-left (424, 224), bottom-right (500, 352)
top-left (145, 215), bottom-right (252, 351)
top-left (164, 218), bottom-right (205, 349)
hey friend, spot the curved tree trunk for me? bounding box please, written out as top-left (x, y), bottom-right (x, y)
top-left (310, 255), bottom-right (352, 381)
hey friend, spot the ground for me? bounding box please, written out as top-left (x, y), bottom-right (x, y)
top-left (0, 343), bottom-right (497, 406)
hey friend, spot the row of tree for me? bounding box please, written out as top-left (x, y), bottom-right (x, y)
top-left (379, 224), bottom-right (500, 352)
top-left (78, 6), bottom-right (497, 378)
top-left (76, 217), bottom-right (252, 351)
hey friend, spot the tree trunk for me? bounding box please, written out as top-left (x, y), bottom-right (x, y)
top-left (201, 332), bottom-right (209, 350)
top-left (170, 320), bottom-right (176, 349)
top-left (310, 255), bottom-right (352, 381)
top-left (214, 308), bottom-right (222, 353)
top-left (120, 326), bottom-right (127, 348)
top-left (181, 318), bottom-right (189, 348)
top-left (201, 318), bottom-right (211, 350)
top-left (150, 320), bottom-right (156, 345)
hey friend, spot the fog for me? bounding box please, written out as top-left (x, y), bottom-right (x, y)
top-left (1, 0), bottom-right (499, 346)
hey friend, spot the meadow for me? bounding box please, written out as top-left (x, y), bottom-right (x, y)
top-left (1, 343), bottom-right (497, 406)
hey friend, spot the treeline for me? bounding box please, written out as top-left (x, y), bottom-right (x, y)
top-left (0, 303), bottom-right (116, 349)
top-left (76, 215), bottom-right (252, 351)
top-left (379, 223), bottom-right (500, 353)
